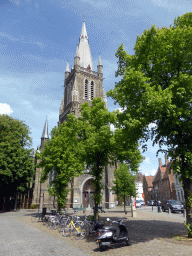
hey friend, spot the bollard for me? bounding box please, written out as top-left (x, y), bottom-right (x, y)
top-left (152, 206), bottom-right (153, 211)
top-left (168, 207), bottom-right (170, 214)
top-left (158, 206), bottom-right (161, 213)
top-left (183, 209), bottom-right (185, 217)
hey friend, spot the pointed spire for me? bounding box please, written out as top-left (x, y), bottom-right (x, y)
top-left (78, 21), bottom-right (94, 70)
top-left (65, 62), bottom-right (70, 72)
top-left (98, 55), bottom-right (102, 66)
top-left (41, 117), bottom-right (49, 139)
top-left (80, 21), bottom-right (88, 39)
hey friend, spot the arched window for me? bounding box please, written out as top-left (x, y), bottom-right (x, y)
top-left (85, 79), bottom-right (88, 99)
top-left (91, 81), bottom-right (94, 100)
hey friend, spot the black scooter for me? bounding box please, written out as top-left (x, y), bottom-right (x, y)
top-left (96, 218), bottom-right (130, 250)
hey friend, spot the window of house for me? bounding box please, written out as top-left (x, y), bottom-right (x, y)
top-left (181, 190), bottom-right (184, 201)
top-left (85, 79), bottom-right (88, 99)
top-left (177, 191), bottom-right (180, 201)
top-left (91, 81), bottom-right (94, 100)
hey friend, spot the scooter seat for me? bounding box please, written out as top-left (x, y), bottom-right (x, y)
top-left (103, 226), bottom-right (116, 232)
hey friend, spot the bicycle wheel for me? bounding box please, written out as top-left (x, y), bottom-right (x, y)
top-left (58, 217), bottom-right (68, 232)
top-left (73, 223), bottom-right (86, 240)
top-left (31, 213), bottom-right (41, 223)
top-left (62, 224), bottom-right (71, 237)
top-left (42, 215), bottom-right (47, 225)
top-left (50, 219), bottom-right (57, 229)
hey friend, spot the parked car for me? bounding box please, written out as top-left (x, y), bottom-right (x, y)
top-left (181, 201), bottom-right (186, 209)
top-left (155, 200), bottom-right (161, 206)
top-left (149, 200), bottom-right (156, 206)
top-left (138, 200), bottom-right (145, 206)
top-left (161, 200), bottom-right (184, 213)
top-left (135, 200), bottom-right (141, 208)
top-left (146, 201), bottom-right (150, 206)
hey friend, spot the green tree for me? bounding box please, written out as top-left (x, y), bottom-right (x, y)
top-left (112, 162), bottom-right (136, 213)
top-left (107, 12), bottom-right (192, 237)
top-left (0, 115), bottom-right (34, 209)
top-left (36, 114), bottom-right (84, 210)
top-left (77, 98), bottom-right (117, 219)
top-left (37, 97), bottom-right (143, 218)
top-left (78, 98), bottom-right (143, 219)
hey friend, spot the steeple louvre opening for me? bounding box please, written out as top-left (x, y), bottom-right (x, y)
top-left (91, 81), bottom-right (94, 100)
top-left (85, 79), bottom-right (88, 99)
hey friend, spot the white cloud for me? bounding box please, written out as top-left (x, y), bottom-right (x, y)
top-left (0, 32), bottom-right (47, 50)
top-left (144, 157), bottom-right (151, 164)
top-left (151, 169), bottom-right (157, 176)
top-left (0, 103), bottom-right (13, 115)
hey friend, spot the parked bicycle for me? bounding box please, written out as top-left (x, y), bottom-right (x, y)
top-left (62, 213), bottom-right (86, 240)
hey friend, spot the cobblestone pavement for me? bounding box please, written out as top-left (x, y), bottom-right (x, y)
top-left (1, 207), bottom-right (192, 256)
top-left (0, 212), bottom-right (90, 256)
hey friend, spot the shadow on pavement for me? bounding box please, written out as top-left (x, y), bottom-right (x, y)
top-left (85, 216), bottom-right (187, 246)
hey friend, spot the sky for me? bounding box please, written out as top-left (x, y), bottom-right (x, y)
top-left (1, 0), bottom-right (191, 176)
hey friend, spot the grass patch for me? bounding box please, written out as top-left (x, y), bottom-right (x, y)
top-left (171, 234), bottom-right (192, 243)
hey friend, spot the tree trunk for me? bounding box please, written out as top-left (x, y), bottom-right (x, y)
top-left (124, 195), bottom-right (126, 213)
top-left (183, 176), bottom-right (192, 238)
top-left (181, 155), bottom-right (192, 238)
top-left (94, 158), bottom-right (102, 221)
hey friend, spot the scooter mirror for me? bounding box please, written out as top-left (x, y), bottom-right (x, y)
top-left (106, 218), bottom-right (110, 221)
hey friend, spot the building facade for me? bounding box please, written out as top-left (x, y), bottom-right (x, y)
top-left (135, 172), bottom-right (144, 200)
top-left (152, 156), bottom-right (176, 202)
top-left (143, 175), bottom-right (154, 202)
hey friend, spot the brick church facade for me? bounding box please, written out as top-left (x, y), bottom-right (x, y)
top-left (31, 21), bottom-right (116, 210)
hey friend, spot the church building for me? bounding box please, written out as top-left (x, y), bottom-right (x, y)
top-left (31, 21), bottom-right (116, 210)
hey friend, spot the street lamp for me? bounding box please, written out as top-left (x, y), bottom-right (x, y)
top-left (153, 186), bottom-right (161, 213)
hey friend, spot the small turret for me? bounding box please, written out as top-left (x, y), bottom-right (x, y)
top-left (74, 46), bottom-right (80, 70)
top-left (97, 55), bottom-right (103, 78)
top-left (65, 62), bottom-right (70, 79)
top-left (40, 117), bottom-right (49, 149)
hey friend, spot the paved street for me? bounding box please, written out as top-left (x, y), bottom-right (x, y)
top-left (0, 207), bottom-right (192, 256)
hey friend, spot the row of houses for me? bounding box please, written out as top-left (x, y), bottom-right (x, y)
top-left (140, 155), bottom-right (185, 204)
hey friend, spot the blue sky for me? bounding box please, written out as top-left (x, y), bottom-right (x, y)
top-left (1, 0), bottom-right (191, 176)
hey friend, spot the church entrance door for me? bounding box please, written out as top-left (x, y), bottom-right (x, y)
top-left (83, 179), bottom-right (94, 209)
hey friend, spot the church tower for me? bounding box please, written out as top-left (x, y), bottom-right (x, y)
top-left (58, 21), bottom-right (115, 210)
top-left (59, 21), bottom-right (107, 123)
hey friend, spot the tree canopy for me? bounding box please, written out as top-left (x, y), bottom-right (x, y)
top-left (37, 97), bottom-right (143, 218)
top-left (107, 12), bottom-right (192, 237)
top-left (36, 114), bottom-right (85, 209)
top-left (112, 162), bottom-right (136, 212)
top-left (0, 115), bottom-right (34, 207)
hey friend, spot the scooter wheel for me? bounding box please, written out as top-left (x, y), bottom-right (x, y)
top-left (99, 242), bottom-right (103, 251)
top-left (126, 237), bottom-right (131, 246)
